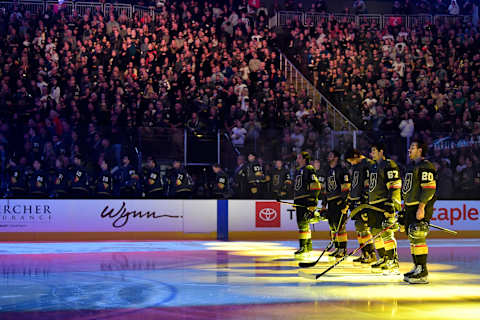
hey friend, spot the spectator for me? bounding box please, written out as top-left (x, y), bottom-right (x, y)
top-left (352, 0), bottom-right (367, 14)
top-left (290, 125), bottom-right (305, 153)
top-left (435, 159), bottom-right (454, 199)
top-left (231, 119), bottom-right (247, 148)
top-left (448, 0), bottom-right (460, 15)
top-left (399, 111), bottom-right (415, 140)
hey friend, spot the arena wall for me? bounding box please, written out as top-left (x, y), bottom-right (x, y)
top-left (0, 199), bottom-right (478, 241)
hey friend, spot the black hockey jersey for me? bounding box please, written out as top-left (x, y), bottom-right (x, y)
top-left (246, 161), bottom-right (265, 186)
top-left (69, 165), bottom-right (89, 191)
top-left (49, 168), bottom-right (68, 196)
top-left (293, 165), bottom-right (320, 200)
top-left (402, 159), bottom-right (436, 206)
top-left (271, 167), bottom-right (292, 196)
top-left (368, 159), bottom-right (402, 210)
top-left (96, 170), bottom-right (114, 196)
top-left (212, 171), bottom-right (230, 197)
top-left (8, 165), bottom-right (27, 193)
top-left (319, 164), bottom-right (350, 202)
top-left (29, 169), bottom-right (48, 195)
top-left (348, 157), bottom-right (373, 202)
top-left (169, 168), bottom-right (193, 194)
top-left (143, 167), bottom-right (164, 195)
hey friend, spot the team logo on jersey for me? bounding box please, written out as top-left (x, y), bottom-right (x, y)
top-left (273, 174), bottom-right (280, 186)
top-left (351, 171), bottom-right (359, 189)
top-left (327, 176), bottom-right (336, 191)
top-left (369, 172), bottom-right (377, 192)
top-left (402, 172), bottom-right (413, 194)
top-left (55, 174), bottom-right (63, 185)
top-left (294, 175), bottom-right (302, 191)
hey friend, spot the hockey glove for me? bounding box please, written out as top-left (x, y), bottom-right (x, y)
top-left (397, 210), bottom-right (405, 226)
top-left (361, 212), bottom-right (368, 222)
top-left (384, 203), bottom-right (396, 219)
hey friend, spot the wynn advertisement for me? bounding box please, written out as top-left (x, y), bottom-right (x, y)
top-left (0, 200), bottom-right (217, 233)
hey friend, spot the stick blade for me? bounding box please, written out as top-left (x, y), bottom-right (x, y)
top-left (298, 260), bottom-right (318, 268)
top-left (298, 270), bottom-right (318, 280)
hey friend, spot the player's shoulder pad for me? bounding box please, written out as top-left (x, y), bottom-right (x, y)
top-left (364, 158), bottom-right (375, 166)
top-left (386, 159), bottom-right (399, 169)
top-left (420, 159), bottom-right (436, 170)
top-left (306, 164), bottom-right (315, 171)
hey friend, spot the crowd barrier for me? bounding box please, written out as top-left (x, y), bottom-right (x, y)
top-left (271, 11), bottom-right (473, 29)
top-left (1, 199), bottom-right (478, 241)
top-left (0, 2), bottom-right (472, 30)
top-left (0, 1), bottom-right (155, 19)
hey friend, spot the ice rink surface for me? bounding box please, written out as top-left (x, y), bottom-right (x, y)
top-left (0, 239), bottom-right (479, 319)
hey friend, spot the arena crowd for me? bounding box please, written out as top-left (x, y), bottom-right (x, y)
top-left (0, 0), bottom-right (478, 199)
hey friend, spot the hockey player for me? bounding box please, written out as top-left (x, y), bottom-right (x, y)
top-left (29, 159), bottom-right (48, 198)
top-left (319, 150), bottom-right (350, 258)
top-left (345, 148), bottom-right (377, 265)
top-left (211, 163), bottom-right (230, 198)
top-left (401, 140), bottom-right (437, 284)
top-left (168, 160), bottom-right (194, 198)
top-left (49, 158), bottom-right (68, 198)
top-left (246, 153), bottom-right (265, 198)
top-left (293, 151), bottom-right (321, 260)
top-left (69, 154), bottom-right (90, 197)
top-left (6, 158), bottom-right (28, 198)
top-left (143, 156), bottom-right (165, 198)
top-left (271, 160), bottom-right (292, 199)
top-left (368, 142), bottom-right (402, 274)
top-left (116, 155), bottom-right (141, 198)
top-left (95, 159), bottom-right (114, 198)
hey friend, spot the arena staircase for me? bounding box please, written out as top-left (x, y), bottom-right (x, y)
top-left (279, 52), bottom-right (358, 132)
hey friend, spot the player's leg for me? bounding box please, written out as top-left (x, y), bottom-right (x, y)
top-left (332, 199), bottom-right (347, 258)
top-left (353, 213), bottom-right (376, 264)
top-left (403, 205), bottom-right (418, 281)
top-left (380, 221), bottom-right (400, 274)
top-left (326, 200), bottom-right (339, 256)
top-left (295, 204), bottom-right (312, 260)
top-left (405, 204), bottom-right (432, 284)
top-left (371, 203), bottom-right (399, 274)
top-left (407, 224), bottom-right (429, 284)
top-left (370, 211), bottom-right (388, 273)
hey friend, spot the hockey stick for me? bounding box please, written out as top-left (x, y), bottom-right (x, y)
top-left (278, 199), bottom-right (338, 267)
top-left (298, 229), bottom-right (336, 268)
top-left (429, 223), bottom-right (457, 235)
top-left (352, 205), bottom-right (458, 236)
top-left (276, 199), bottom-right (328, 222)
top-left (299, 221), bottom-right (395, 280)
top-left (276, 199), bottom-right (308, 208)
top-left (299, 206), bottom-right (349, 268)
top-left (276, 199), bottom-right (316, 210)
top-left (279, 199), bottom-right (350, 268)
top-left (348, 203), bottom-right (386, 219)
